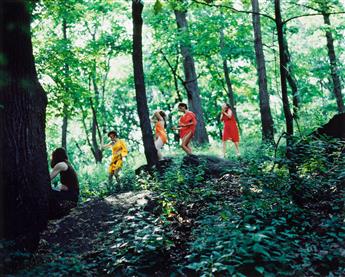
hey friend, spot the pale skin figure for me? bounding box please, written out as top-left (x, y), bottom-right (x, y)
top-left (172, 105), bottom-right (195, 155)
top-left (220, 103), bottom-right (240, 157)
top-left (50, 162), bottom-right (69, 191)
top-left (151, 110), bottom-right (167, 160)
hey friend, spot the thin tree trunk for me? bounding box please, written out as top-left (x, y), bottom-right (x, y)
top-left (251, 0), bottom-right (274, 142)
top-left (91, 74), bottom-right (102, 163)
top-left (61, 18), bottom-right (68, 150)
top-left (323, 13), bottom-right (344, 113)
top-left (174, 9), bottom-right (209, 144)
top-left (132, 0), bottom-right (158, 166)
top-left (219, 28), bottom-right (239, 123)
top-left (0, 1), bottom-right (49, 250)
top-left (274, 0), bottom-right (293, 140)
top-left (283, 37), bottom-right (300, 117)
top-left (61, 109), bottom-right (68, 150)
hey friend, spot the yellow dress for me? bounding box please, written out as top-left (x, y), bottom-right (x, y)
top-left (108, 139), bottom-right (128, 174)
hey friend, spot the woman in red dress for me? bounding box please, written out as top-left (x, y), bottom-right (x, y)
top-left (172, 103), bottom-right (197, 154)
top-left (220, 103), bottom-right (240, 157)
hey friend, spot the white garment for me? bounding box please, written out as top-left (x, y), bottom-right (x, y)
top-left (154, 137), bottom-right (164, 160)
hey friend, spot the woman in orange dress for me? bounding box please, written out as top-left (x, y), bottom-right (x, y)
top-left (220, 103), bottom-right (240, 157)
top-left (151, 110), bottom-right (168, 160)
top-left (172, 103), bottom-right (197, 154)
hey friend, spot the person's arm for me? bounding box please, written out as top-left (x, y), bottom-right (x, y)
top-left (154, 111), bottom-right (164, 122)
top-left (101, 141), bottom-right (113, 150)
top-left (223, 109), bottom-right (233, 119)
top-left (50, 161), bottom-right (68, 181)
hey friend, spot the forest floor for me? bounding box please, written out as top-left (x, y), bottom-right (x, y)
top-left (4, 149), bottom-right (345, 276)
top-left (8, 191), bottom-right (154, 276)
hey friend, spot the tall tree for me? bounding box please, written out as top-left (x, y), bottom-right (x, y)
top-left (251, 0), bottom-right (274, 142)
top-left (174, 5), bottom-right (209, 144)
top-left (0, 0), bottom-right (49, 250)
top-left (132, 0), bottom-right (159, 166)
top-left (274, 0), bottom-right (296, 169)
top-left (219, 27), bottom-right (238, 122)
top-left (322, 12), bottom-right (344, 112)
top-left (61, 18), bottom-right (69, 150)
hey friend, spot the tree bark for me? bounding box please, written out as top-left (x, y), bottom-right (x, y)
top-left (219, 28), bottom-right (238, 120)
top-left (174, 9), bottom-right (209, 144)
top-left (132, 0), bottom-right (158, 166)
top-left (91, 75), bottom-right (102, 163)
top-left (323, 13), bottom-right (344, 113)
top-left (61, 18), bottom-right (68, 150)
top-left (274, 0), bottom-right (293, 140)
top-left (0, 1), bottom-right (49, 250)
top-left (283, 37), bottom-right (300, 118)
top-left (251, 0), bottom-right (275, 142)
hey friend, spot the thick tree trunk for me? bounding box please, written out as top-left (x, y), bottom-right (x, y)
top-left (174, 9), bottom-right (209, 144)
top-left (0, 1), bottom-right (49, 250)
top-left (323, 13), bottom-right (344, 113)
top-left (61, 18), bottom-right (68, 150)
top-left (251, 0), bottom-right (275, 142)
top-left (132, 0), bottom-right (158, 166)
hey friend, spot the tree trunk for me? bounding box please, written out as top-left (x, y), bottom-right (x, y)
top-left (0, 1), bottom-right (49, 250)
top-left (323, 13), bottom-right (344, 113)
top-left (132, 0), bottom-right (158, 166)
top-left (61, 110), bottom-right (68, 150)
top-left (174, 9), bottom-right (209, 144)
top-left (61, 18), bottom-right (69, 150)
top-left (251, 0), bottom-right (275, 142)
top-left (283, 37), bottom-right (300, 118)
top-left (274, 0), bottom-right (293, 140)
top-left (219, 28), bottom-right (238, 121)
top-left (91, 75), bottom-right (102, 163)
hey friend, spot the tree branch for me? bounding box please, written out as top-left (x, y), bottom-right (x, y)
top-left (191, 0), bottom-right (275, 22)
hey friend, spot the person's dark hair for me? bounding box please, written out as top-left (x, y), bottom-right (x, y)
top-left (224, 103), bottom-right (231, 111)
top-left (178, 102), bottom-right (188, 109)
top-left (159, 110), bottom-right (167, 125)
top-left (107, 130), bottom-right (117, 137)
top-left (51, 147), bottom-right (68, 168)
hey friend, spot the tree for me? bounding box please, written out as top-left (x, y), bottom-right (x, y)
top-left (132, 0), bottom-right (159, 166)
top-left (174, 4), bottom-right (209, 144)
top-left (251, 0), bottom-right (274, 142)
top-left (0, 0), bottom-right (50, 250)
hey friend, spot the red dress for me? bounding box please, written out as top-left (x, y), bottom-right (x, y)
top-left (179, 111), bottom-right (197, 139)
top-left (222, 112), bottom-right (239, 142)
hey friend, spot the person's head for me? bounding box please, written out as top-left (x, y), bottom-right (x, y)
top-left (178, 102), bottom-right (188, 112)
top-left (107, 130), bottom-right (118, 141)
top-left (51, 147), bottom-right (68, 168)
top-left (222, 103), bottom-right (231, 111)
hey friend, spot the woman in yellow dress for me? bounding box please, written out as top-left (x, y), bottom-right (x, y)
top-left (102, 130), bottom-right (128, 186)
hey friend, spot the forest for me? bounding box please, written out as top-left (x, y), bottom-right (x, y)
top-left (1, 0), bottom-right (345, 276)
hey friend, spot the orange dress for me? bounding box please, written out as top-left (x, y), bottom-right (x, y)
top-left (179, 111), bottom-right (197, 139)
top-left (155, 121), bottom-right (168, 144)
top-left (222, 112), bottom-right (239, 142)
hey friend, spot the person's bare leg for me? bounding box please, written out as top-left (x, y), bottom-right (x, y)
top-left (154, 137), bottom-right (164, 160)
top-left (185, 135), bottom-right (193, 153)
top-left (108, 173), bottom-right (114, 187)
top-left (234, 142), bottom-right (240, 156)
top-left (181, 132), bottom-right (193, 154)
top-left (222, 141), bottom-right (227, 158)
